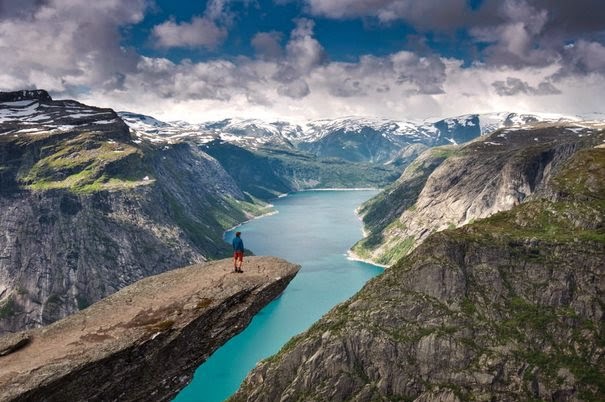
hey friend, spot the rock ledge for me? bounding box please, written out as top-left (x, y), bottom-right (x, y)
top-left (0, 256), bottom-right (299, 402)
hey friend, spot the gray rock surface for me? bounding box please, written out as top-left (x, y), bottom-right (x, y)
top-left (0, 90), bottom-right (52, 103)
top-left (0, 256), bottom-right (299, 402)
top-left (351, 145), bottom-right (452, 264)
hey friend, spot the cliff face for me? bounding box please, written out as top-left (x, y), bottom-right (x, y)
top-left (231, 146), bottom-right (605, 401)
top-left (0, 256), bottom-right (299, 402)
top-left (352, 146), bottom-right (452, 263)
top-left (0, 91), bottom-right (268, 334)
top-left (354, 124), bottom-right (605, 265)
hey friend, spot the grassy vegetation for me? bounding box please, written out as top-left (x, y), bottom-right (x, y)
top-left (377, 236), bottom-right (415, 265)
top-left (18, 132), bottom-right (151, 193)
top-left (427, 145), bottom-right (460, 160)
top-left (460, 200), bottom-right (603, 244)
top-left (221, 194), bottom-right (275, 225)
top-left (0, 296), bottom-right (16, 319)
top-left (486, 294), bottom-right (605, 399)
top-left (447, 148), bottom-right (605, 245)
top-left (553, 147), bottom-right (605, 200)
top-left (404, 145), bottom-right (458, 175)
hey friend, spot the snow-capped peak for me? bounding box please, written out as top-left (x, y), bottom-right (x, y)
top-left (117, 110), bottom-right (603, 151)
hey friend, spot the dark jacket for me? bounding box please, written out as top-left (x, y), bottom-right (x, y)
top-left (232, 236), bottom-right (244, 252)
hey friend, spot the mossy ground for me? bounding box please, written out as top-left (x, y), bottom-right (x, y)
top-left (0, 297), bottom-right (17, 319)
top-left (18, 132), bottom-right (151, 193)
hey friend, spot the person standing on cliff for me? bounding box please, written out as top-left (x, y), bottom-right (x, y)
top-left (232, 232), bottom-right (244, 273)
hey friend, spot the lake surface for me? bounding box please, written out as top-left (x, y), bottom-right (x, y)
top-left (174, 190), bottom-right (383, 402)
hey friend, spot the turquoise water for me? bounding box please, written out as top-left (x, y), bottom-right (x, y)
top-left (174, 190), bottom-right (383, 402)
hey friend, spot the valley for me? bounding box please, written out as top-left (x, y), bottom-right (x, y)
top-left (232, 135), bottom-right (605, 402)
top-left (0, 89), bottom-right (603, 401)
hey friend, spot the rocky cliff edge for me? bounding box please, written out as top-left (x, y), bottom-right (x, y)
top-left (0, 256), bottom-right (299, 402)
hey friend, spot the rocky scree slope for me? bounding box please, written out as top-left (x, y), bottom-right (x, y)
top-left (0, 90), bottom-right (268, 334)
top-left (232, 145), bottom-right (605, 401)
top-left (353, 123), bottom-right (605, 265)
top-left (0, 256), bottom-right (299, 402)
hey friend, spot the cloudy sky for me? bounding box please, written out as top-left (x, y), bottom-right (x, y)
top-left (1, 0), bottom-right (605, 122)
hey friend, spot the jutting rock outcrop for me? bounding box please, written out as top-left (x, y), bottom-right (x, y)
top-left (231, 145), bottom-right (605, 400)
top-left (0, 256), bottom-right (299, 402)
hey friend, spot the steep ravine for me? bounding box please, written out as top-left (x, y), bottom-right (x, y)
top-left (0, 256), bottom-right (299, 402)
top-left (231, 146), bottom-right (605, 401)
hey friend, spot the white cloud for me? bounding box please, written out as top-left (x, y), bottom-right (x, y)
top-left (0, 0), bottom-right (147, 92)
top-left (304, 0), bottom-right (469, 28)
top-left (285, 19), bottom-right (326, 73)
top-left (149, 0), bottom-right (245, 50)
top-left (560, 40), bottom-right (605, 75)
top-left (152, 17), bottom-right (227, 49)
top-left (277, 80), bottom-right (310, 99)
top-left (1, 0), bottom-right (604, 125)
top-left (252, 32), bottom-right (284, 60)
top-left (305, 0), bottom-right (471, 30)
top-left (470, 0), bottom-right (555, 68)
top-left (81, 50), bottom-right (605, 125)
top-left (492, 77), bottom-right (560, 96)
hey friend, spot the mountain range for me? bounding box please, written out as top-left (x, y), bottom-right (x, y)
top-left (119, 111), bottom-right (591, 165)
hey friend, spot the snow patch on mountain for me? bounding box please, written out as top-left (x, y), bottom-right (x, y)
top-left (118, 113), bottom-right (303, 148)
top-left (0, 99), bottom-right (124, 136)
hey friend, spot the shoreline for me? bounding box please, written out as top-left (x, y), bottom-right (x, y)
top-left (346, 249), bottom-right (389, 269)
top-left (349, 199), bottom-right (387, 267)
top-left (353, 207), bottom-right (369, 237)
top-left (227, 189), bottom-right (386, 270)
top-left (224, 209), bottom-right (279, 235)
top-left (299, 187), bottom-right (380, 192)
